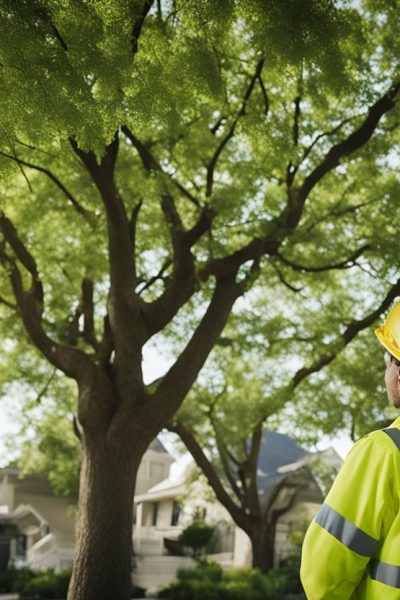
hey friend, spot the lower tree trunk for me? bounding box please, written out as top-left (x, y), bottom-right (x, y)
top-left (250, 522), bottom-right (276, 573)
top-left (67, 436), bottom-right (139, 600)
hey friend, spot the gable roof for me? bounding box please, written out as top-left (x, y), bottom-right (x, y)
top-left (148, 438), bottom-right (170, 454)
top-left (251, 430), bottom-right (309, 494)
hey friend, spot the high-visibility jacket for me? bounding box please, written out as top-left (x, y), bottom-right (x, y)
top-left (301, 417), bottom-right (400, 599)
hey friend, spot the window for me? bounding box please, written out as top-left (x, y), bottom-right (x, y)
top-left (152, 503), bottom-right (158, 526)
top-left (171, 501), bottom-right (181, 526)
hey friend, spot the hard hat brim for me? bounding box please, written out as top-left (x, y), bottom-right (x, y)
top-left (375, 326), bottom-right (400, 363)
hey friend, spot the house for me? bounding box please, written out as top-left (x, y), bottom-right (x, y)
top-left (132, 431), bottom-right (342, 590)
top-left (0, 432), bottom-right (342, 593)
top-left (0, 438), bottom-right (173, 572)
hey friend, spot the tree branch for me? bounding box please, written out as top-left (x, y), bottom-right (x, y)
top-left (0, 295), bottom-right (17, 310)
top-left (291, 276), bottom-right (400, 389)
top-left (299, 116), bottom-right (356, 166)
top-left (137, 258), bottom-right (172, 296)
top-left (129, 199), bottom-right (143, 281)
top-left (276, 243), bottom-right (371, 273)
top-left (279, 79), bottom-right (400, 233)
top-left (131, 0), bottom-right (154, 54)
top-left (97, 314), bottom-right (114, 367)
top-left (208, 406), bottom-right (243, 502)
top-left (293, 95), bottom-right (301, 146)
top-left (142, 204), bottom-right (215, 337)
top-left (121, 126), bottom-right (201, 208)
top-left (299, 79), bottom-right (400, 200)
top-left (270, 260), bottom-right (303, 293)
top-left (258, 74), bottom-right (269, 116)
top-left (206, 59), bottom-right (264, 197)
top-left (0, 150), bottom-right (92, 220)
top-left (169, 421), bottom-right (248, 529)
top-left (144, 275), bottom-right (242, 430)
top-left (81, 278), bottom-right (98, 350)
top-left (0, 213), bottom-right (91, 379)
top-left (70, 134), bottom-right (143, 388)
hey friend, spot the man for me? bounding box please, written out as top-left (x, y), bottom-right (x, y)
top-left (301, 302), bottom-right (400, 599)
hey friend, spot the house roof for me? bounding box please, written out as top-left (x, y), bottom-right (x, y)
top-left (148, 438), bottom-right (170, 454)
top-left (135, 432), bottom-right (315, 504)
top-left (256, 430), bottom-right (308, 493)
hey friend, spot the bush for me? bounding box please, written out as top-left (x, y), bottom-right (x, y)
top-left (0, 567), bottom-right (35, 593)
top-left (158, 562), bottom-right (304, 600)
top-left (179, 520), bottom-right (215, 560)
top-left (176, 560), bottom-right (223, 583)
top-left (159, 578), bottom-right (223, 600)
top-left (15, 569), bottom-right (71, 599)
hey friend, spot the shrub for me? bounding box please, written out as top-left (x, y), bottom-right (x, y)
top-left (0, 567), bottom-right (35, 593)
top-left (179, 520), bottom-right (215, 560)
top-left (14, 569), bottom-right (71, 599)
top-left (176, 560), bottom-right (223, 583)
top-left (159, 579), bottom-right (223, 600)
top-left (157, 562), bottom-right (304, 600)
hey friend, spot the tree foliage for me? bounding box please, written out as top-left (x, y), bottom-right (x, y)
top-left (1, 0), bottom-right (400, 597)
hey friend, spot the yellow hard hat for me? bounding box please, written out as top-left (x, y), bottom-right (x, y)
top-left (375, 302), bottom-right (400, 362)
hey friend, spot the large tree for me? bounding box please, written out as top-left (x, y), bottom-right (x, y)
top-left (1, 1), bottom-right (400, 598)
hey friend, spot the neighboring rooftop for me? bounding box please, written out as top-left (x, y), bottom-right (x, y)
top-left (148, 438), bottom-right (170, 454)
top-left (256, 430), bottom-right (308, 493)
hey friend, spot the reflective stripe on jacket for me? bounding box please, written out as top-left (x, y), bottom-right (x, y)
top-left (300, 417), bottom-right (400, 599)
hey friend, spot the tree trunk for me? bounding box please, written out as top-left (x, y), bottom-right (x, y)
top-left (250, 522), bottom-right (276, 573)
top-left (67, 433), bottom-right (139, 600)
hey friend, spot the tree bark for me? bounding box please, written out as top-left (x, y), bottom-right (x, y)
top-left (67, 408), bottom-right (140, 600)
top-left (249, 521), bottom-right (277, 573)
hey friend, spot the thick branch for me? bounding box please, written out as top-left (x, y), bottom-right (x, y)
top-left (97, 314), bottom-right (114, 367)
top-left (299, 117), bottom-right (356, 166)
top-left (81, 278), bottom-right (98, 350)
top-left (279, 80), bottom-right (400, 234)
top-left (145, 275), bottom-right (242, 430)
top-left (299, 80), bottom-right (400, 200)
top-left (70, 135), bottom-right (135, 295)
top-left (143, 205), bottom-right (215, 336)
top-left (0, 214), bottom-right (90, 379)
top-left (215, 438), bottom-right (243, 502)
top-left (239, 422), bottom-right (263, 517)
top-left (129, 199), bottom-right (143, 281)
top-left (70, 135), bottom-right (143, 386)
top-left (206, 59), bottom-right (264, 197)
top-left (291, 277), bottom-right (400, 389)
top-left (293, 95), bottom-right (301, 146)
top-left (264, 468), bottom-right (309, 522)
top-left (170, 422), bottom-right (248, 529)
top-left (258, 75), bottom-right (269, 116)
top-left (200, 237), bottom-right (280, 280)
top-left (131, 0), bottom-right (154, 54)
top-left (208, 407), bottom-right (243, 502)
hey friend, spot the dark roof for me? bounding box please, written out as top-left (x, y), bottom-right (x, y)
top-left (148, 438), bottom-right (169, 454)
top-left (256, 430), bottom-right (307, 493)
